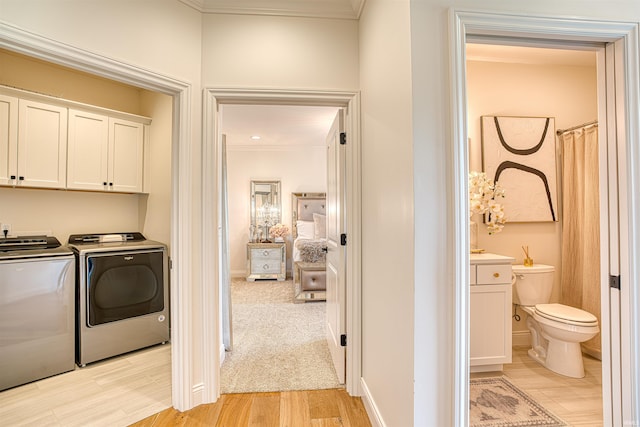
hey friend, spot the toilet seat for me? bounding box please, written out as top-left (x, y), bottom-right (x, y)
top-left (534, 303), bottom-right (598, 326)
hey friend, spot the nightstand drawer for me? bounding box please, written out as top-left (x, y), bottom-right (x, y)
top-left (246, 242), bottom-right (286, 281)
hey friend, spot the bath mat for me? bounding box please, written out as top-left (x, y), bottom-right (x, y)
top-left (470, 376), bottom-right (567, 427)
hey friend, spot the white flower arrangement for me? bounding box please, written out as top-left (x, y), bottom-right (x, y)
top-left (269, 223), bottom-right (290, 239)
top-left (469, 171), bottom-right (506, 234)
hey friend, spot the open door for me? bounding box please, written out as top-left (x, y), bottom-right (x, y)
top-left (220, 135), bottom-right (232, 351)
top-left (326, 110), bottom-right (346, 383)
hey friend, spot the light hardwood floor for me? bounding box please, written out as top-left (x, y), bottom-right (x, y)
top-left (130, 389), bottom-right (371, 427)
top-left (473, 346), bottom-right (603, 426)
top-left (0, 344), bottom-right (172, 426)
top-left (1, 343), bottom-right (601, 426)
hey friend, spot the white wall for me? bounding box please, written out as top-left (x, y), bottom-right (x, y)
top-left (226, 146), bottom-right (327, 276)
top-left (201, 14), bottom-right (359, 90)
top-left (467, 58), bottom-right (598, 336)
top-left (359, 0), bottom-right (415, 425)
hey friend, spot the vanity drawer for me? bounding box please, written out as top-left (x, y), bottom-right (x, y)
top-left (476, 264), bottom-right (512, 285)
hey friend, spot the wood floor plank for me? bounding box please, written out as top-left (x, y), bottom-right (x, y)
top-left (248, 392), bottom-right (280, 427)
top-left (307, 389), bottom-right (341, 420)
top-left (279, 390), bottom-right (311, 427)
top-left (128, 389), bottom-right (371, 427)
top-left (216, 393), bottom-right (254, 426)
top-left (335, 389), bottom-right (372, 427)
top-left (311, 418), bottom-right (343, 426)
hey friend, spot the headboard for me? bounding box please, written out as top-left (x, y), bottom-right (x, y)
top-left (292, 192), bottom-right (326, 238)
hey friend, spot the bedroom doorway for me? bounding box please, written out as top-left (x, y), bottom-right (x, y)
top-left (202, 89), bottom-right (362, 399)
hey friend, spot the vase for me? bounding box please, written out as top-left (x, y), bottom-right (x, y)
top-left (469, 220), bottom-right (478, 251)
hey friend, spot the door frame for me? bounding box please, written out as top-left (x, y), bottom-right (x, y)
top-left (0, 22), bottom-right (194, 410)
top-left (450, 10), bottom-right (640, 426)
top-left (201, 88), bottom-right (362, 399)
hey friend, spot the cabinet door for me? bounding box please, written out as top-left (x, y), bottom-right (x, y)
top-left (67, 109), bottom-right (109, 191)
top-left (17, 99), bottom-right (67, 189)
top-left (108, 118), bottom-right (143, 192)
top-left (470, 284), bottom-right (512, 366)
top-left (0, 94), bottom-right (18, 185)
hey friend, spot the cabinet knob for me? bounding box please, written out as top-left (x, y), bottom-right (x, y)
top-left (109, 182), bottom-right (113, 186)
top-left (263, 250), bottom-right (269, 256)
top-left (493, 272), bottom-right (500, 278)
top-left (18, 176), bottom-right (24, 181)
top-left (10, 175), bottom-right (16, 180)
top-left (263, 264), bottom-right (269, 270)
top-left (103, 182), bottom-right (108, 186)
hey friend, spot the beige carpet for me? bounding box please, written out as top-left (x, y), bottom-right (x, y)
top-left (470, 377), bottom-right (567, 427)
top-left (220, 278), bottom-right (340, 393)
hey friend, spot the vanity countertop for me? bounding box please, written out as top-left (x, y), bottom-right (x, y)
top-left (470, 252), bottom-right (515, 265)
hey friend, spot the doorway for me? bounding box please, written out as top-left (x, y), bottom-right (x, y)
top-left (217, 103), bottom-right (340, 393)
top-left (450, 11), bottom-right (640, 427)
top-left (466, 42), bottom-right (603, 424)
top-left (201, 89), bottom-right (363, 400)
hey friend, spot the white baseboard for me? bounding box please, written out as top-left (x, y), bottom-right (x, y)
top-left (192, 382), bottom-right (204, 408)
top-left (512, 330), bottom-right (531, 347)
top-left (230, 269), bottom-right (245, 278)
top-left (360, 378), bottom-right (385, 427)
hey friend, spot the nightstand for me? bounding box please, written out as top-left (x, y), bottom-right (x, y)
top-left (246, 242), bottom-right (286, 281)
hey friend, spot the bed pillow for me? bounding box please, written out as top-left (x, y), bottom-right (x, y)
top-left (296, 220), bottom-right (315, 239)
top-left (313, 213), bottom-right (327, 239)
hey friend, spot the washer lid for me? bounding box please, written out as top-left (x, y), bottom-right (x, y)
top-left (535, 303), bottom-right (598, 324)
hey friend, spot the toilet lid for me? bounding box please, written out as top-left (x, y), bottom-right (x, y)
top-left (535, 303), bottom-right (598, 325)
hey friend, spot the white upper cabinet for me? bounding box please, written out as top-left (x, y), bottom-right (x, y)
top-left (67, 111), bottom-right (144, 193)
top-left (0, 95), bottom-right (68, 189)
top-left (0, 94), bottom-right (18, 186)
top-left (67, 109), bottom-right (109, 191)
top-left (108, 118), bottom-right (144, 193)
top-left (1, 86), bottom-right (149, 193)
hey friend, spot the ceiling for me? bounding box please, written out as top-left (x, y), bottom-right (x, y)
top-left (220, 104), bottom-right (340, 147)
top-left (179, 0), bottom-right (364, 19)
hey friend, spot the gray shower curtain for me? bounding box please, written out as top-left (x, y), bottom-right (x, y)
top-left (560, 124), bottom-right (601, 357)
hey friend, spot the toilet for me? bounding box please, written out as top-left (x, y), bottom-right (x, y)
top-left (512, 264), bottom-right (599, 378)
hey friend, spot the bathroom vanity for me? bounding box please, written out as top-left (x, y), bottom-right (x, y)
top-left (470, 253), bottom-right (514, 372)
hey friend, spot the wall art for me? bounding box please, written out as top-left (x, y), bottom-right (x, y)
top-left (481, 116), bottom-right (558, 222)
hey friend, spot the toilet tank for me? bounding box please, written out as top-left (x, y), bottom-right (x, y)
top-left (512, 264), bottom-right (555, 306)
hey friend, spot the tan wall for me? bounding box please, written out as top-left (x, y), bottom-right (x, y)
top-left (466, 58), bottom-right (598, 336)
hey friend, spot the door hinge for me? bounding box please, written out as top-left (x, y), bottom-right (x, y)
top-left (340, 132), bottom-right (347, 145)
top-left (169, 257), bottom-right (173, 270)
top-left (340, 334), bottom-right (347, 347)
top-left (340, 233), bottom-right (347, 246)
top-left (610, 275), bottom-right (620, 290)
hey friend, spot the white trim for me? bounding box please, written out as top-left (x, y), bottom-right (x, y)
top-left (0, 21), bottom-right (195, 411)
top-left (201, 88), bottom-right (362, 398)
top-left (360, 378), bottom-right (385, 427)
top-left (226, 144), bottom-right (327, 152)
top-left (450, 9), bottom-right (640, 426)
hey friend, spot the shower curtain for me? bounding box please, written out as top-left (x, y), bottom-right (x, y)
top-left (560, 124), bottom-right (601, 357)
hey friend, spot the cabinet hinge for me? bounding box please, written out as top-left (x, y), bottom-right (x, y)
top-left (340, 132), bottom-right (347, 145)
top-left (340, 234), bottom-right (347, 246)
top-left (340, 334), bottom-right (347, 347)
top-left (610, 275), bottom-right (620, 290)
top-left (169, 257), bottom-right (173, 270)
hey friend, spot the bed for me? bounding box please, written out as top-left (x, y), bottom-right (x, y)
top-left (291, 192), bottom-right (327, 302)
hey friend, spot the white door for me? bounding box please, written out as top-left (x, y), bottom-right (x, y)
top-left (326, 110), bottom-right (346, 383)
